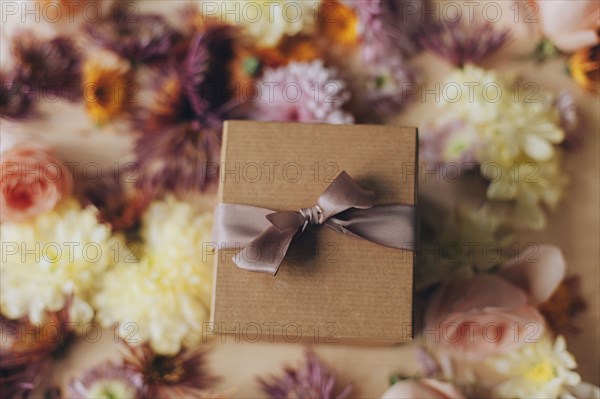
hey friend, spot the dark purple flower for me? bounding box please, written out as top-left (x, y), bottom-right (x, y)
top-left (419, 17), bottom-right (511, 67)
top-left (11, 32), bottom-right (81, 100)
top-left (0, 299), bottom-right (76, 399)
top-left (259, 350), bottom-right (352, 399)
top-left (86, 4), bottom-right (179, 64)
top-left (0, 70), bottom-right (34, 120)
top-left (183, 25), bottom-right (241, 116)
top-left (67, 361), bottom-right (144, 399)
top-left (0, 322), bottom-right (45, 399)
top-left (134, 71), bottom-right (196, 134)
top-left (134, 119), bottom-right (221, 194)
top-left (137, 25), bottom-right (242, 126)
top-left (183, 31), bottom-right (212, 117)
top-left (121, 344), bottom-right (219, 399)
top-left (80, 169), bottom-right (152, 232)
top-left (132, 25), bottom-right (243, 194)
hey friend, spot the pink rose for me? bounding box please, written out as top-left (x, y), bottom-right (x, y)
top-left (1, 144), bottom-right (72, 222)
top-left (538, 0), bottom-right (600, 52)
top-left (381, 379), bottom-right (466, 399)
top-left (424, 245), bottom-right (566, 361)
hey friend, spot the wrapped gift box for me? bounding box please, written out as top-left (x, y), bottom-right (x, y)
top-left (211, 121), bottom-right (417, 343)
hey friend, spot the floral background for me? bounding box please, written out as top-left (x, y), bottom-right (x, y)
top-left (1, 0), bottom-right (599, 398)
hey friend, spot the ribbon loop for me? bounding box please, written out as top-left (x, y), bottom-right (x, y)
top-left (214, 171), bottom-right (415, 276)
top-left (317, 171), bottom-right (376, 220)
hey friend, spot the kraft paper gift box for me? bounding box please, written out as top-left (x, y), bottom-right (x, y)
top-left (210, 121), bottom-right (417, 343)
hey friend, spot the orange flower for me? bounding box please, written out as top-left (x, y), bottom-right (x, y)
top-left (257, 47), bottom-right (287, 68)
top-left (284, 37), bottom-right (321, 62)
top-left (37, 0), bottom-right (88, 21)
top-left (319, 0), bottom-right (359, 47)
top-left (568, 45), bottom-right (599, 93)
top-left (258, 36), bottom-right (321, 68)
top-left (82, 57), bottom-right (133, 125)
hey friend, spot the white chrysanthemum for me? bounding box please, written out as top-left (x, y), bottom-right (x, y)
top-left (213, 0), bottom-right (321, 47)
top-left (442, 65), bottom-right (565, 163)
top-left (430, 65), bottom-right (567, 229)
top-left (487, 335), bottom-right (581, 398)
top-left (0, 200), bottom-right (124, 324)
top-left (94, 197), bottom-right (214, 355)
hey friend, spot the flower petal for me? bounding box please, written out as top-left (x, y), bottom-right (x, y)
top-left (524, 134), bottom-right (554, 161)
top-left (499, 245), bottom-right (566, 305)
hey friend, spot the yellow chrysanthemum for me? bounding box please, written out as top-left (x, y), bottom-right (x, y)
top-left (0, 200), bottom-right (126, 324)
top-left (212, 0), bottom-right (321, 48)
top-left (94, 197), bottom-right (214, 355)
top-left (82, 57), bottom-right (132, 125)
top-left (487, 335), bottom-right (581, 398)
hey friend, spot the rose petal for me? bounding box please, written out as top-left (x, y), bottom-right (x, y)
top-left (539, 0), bottom-right (600, 52)
top-left (425, 274), bottom-right (527, 326)
top-left (498, 245), bottom-right (566, 305)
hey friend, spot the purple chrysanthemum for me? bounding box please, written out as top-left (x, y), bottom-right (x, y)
top-left (122, 344), bottom-right (219, 398)
top-left (80, 169), bottom-right (152, 232)
top-left (419, 17), bottom-right (511, 67)
top-left (258, 350), bottom-right (352, 399)
top-left (0, 299), bottom-right (76, 399)
top-left (11, 32), bottom-right (81, 100)
top-left (132, 25), bottom-right (242, 194)
top-left (0, 316), bottom-right (46, 399)
top-left (86, 4), bottom-right (179, 64)
top-left (67, 361), bottom-right (144, 399)
top-left (0, 70), bottom-right (34, 120)
top-left (183, 25), bottom-right (241, 116)
top-left (251, 60), bottom-right (354, 124)
top-left (363, 55), bottom-right (415, 119)
top-left (134, 120), bottom-right (221, 194)
top-left (183, 32), bottom-right (212, 117)
top-left (346, 0), bottom-right (425, 63)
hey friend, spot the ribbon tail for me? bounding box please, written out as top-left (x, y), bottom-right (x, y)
top-left (233, 225), bottom-right (299, 276)
top-left (326, 205), bottom-right (416, 251)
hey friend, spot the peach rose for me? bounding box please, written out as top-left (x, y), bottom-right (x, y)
top-left (424, 246), bottom-right (565, 361)
top-left (381, 379), bottom-right (466, 399)
top-left (538, 0), bottom-right (600, 52)
top-left (1, 145), bottom-right (72, 222)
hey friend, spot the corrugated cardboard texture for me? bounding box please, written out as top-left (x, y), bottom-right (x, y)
top-left (211, 121), bottom-right (416, 343)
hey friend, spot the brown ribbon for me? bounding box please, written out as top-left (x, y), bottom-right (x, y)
top-left (213, 171), bottom-right (415, 275)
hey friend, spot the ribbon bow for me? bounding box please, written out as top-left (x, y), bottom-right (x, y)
top-left (214, 171), bottom-right (415, 275)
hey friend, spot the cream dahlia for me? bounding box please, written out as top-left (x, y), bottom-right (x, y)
top-left (420, 65), bottom-right (568, 229)
top-left (1, 200), bottom-right (126, 324)
top-left (94, 197), bottom-right (214, 355)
